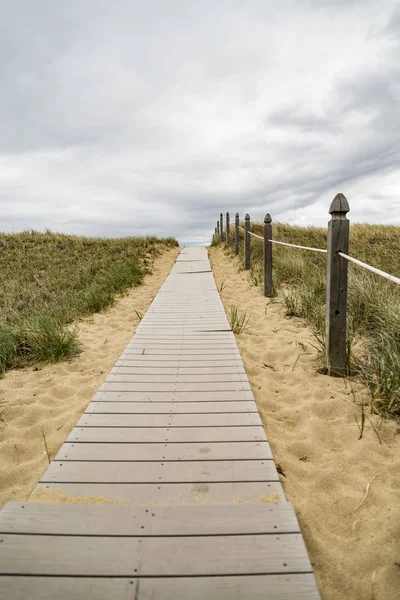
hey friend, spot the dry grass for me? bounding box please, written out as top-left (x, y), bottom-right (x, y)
top-left (216, 221), bottom-right (400, 419)
top-left (0, 230), bottom-right (178, 375)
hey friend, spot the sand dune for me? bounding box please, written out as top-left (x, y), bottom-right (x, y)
top-left (209, 246), bottom-right (400, 600)
top-left (0, 247), bottom-right (179, 508)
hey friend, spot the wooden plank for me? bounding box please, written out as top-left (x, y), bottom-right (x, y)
top-left (104, 374), bottom-right (249, 383)
top-left (35, 481), bottom-right (285, 504)
top-left (66, 425), bottom-right (267, 443)
top-left (121, 349), bottom-right (241, 356)
top-left (85, 401), bottom-right (257, 414)
top-left (0, 502), bottom-right (297, 535)
top-left (55, 441), bottom-right (271, 461)
top-left (92, 391), bottom-right (255, 402)
top-left (0, 575), bottom-right (320, 600)
top-left (99, 382), bottom-right (252, 392)
top-left (40, 459), bottom-right (278, 483)
top-left (111, 366), bottom-right (246, 374)
top-left (0, 533), bottom-right (313, 576)
top-left (132, 331), bottom-right (233, 336)
top-left (36, 481), bottom-right (285, 508)
top-left (114, 361), bottom-right (244, 369)
top-left (126, 343), bottom-right (237, 349)
top-left (137, 575), bottom-right (321, 600)
top-left (0, 578), bottom-right (137, 600)
top-left (77, 413), bottom-right (262, 427)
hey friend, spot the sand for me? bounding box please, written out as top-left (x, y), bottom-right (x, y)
top-left (0, 247), bottom-right (179, 508)
top-left (209, 246), bottom-right (400, 600)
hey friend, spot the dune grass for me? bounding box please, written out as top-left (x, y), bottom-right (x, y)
top-left (215, 222), bottom-right (400, 419)
top-left (0, 230), bottom-right (178, 375)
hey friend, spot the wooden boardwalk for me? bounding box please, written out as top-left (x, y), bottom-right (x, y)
top-left (0, 247), bottom-right (321, 599)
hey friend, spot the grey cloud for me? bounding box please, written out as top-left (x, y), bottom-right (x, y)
top-left (1, 0), bottom-right (399, 245)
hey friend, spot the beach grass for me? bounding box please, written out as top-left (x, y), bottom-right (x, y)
top-left (0, 230), bottom-right (178, 375)
top-left (215, 222), bottom-right (400, 418)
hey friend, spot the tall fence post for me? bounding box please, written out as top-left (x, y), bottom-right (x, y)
top-left (326, 194), bottom-right (350, 377)
top-left (226, 212), bottom-right (230, 246)
top-left (217, 220), bottom-right (220, 236)
top-left (244, 213), bottom-right (250, 270)
top-left (220, 213), bottom-right (224, 238)
top-left (263, 213), bottom-right (273, 297)
top-left (235, 213), bottom-right (239, 255)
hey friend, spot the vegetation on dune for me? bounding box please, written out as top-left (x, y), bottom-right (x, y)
top-left (0, 230), bottom-right (178, 375)
top-left (214, 222), bottom-right (400, 419)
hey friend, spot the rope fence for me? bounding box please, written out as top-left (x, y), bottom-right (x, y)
top-left (239, 225), bottom-right (328, 252)
top-left (213, 195), bottom-right (399, 377)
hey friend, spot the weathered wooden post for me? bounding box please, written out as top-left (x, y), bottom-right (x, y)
top-left (326, 193), bottom-right (350, 377)
top-left (226, 212), bottom-right (230, 245)
top-left (217, 220), bottom-right (220, 236)
top-left (263, 213), bottom-right (273, 297)
top-left (235, 213), bottom-right (240, 255)
top-left (220, 213), bottom-right (224, 238)
top-left (244, 213), bottom-right (250, 270)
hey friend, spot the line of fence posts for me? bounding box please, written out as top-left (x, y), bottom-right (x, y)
top-left (218, 194), bottom-right (350, 377)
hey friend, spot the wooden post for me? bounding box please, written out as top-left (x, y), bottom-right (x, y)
top-left (326, 193), bottom-right (350, 377)
top-left (244, 213), bottom-right (250, 270)
top-left (220, 213), bottom-right (224, 237)
top-left (226, 212), bottom-right (230, 245)
top-left (235, 213), bottom-right (240, 255)
top-left (263, 213), bottom-right (273, 297)
top-left (217, 220), bottom-right (220, 236)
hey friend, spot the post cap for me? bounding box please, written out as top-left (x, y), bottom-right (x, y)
top-left (235, 212), bottom-right (239, 218)
top-left (329, 193), bottom-right (350, 215)
top-left (220, 212), bottom-right (223, 217)
top-left (245, 213), bottom-right (250, 220)
top-left (264, 213), bottom-right (272, 223)
top-left (226, 211), bottom-right (229, 216)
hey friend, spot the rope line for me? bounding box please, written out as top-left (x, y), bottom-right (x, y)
top-left (338, 252), bottom-right (400, 285)
top-left (237, 227), bottom-right (326, 252)
top-left (234, 223), bottom-right (399, 283)
top-left (269, 239), bottom-right (327, 253)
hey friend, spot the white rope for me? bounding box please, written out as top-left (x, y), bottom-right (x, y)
top-left (269, 239), bottom-right (327, 253)
top-left (338, 252), bottom-right (400, 285)
top-left (233, 223), bottom-right (399, 284)
top-left (249, 231), bottom-right (264, 240)
top-left (237, 226), bottom-right (326, 252)
top-left (238, 226), bottom-right (263, 240)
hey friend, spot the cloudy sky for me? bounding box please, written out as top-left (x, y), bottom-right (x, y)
top-left (1, 1), bottom-right (399, 245)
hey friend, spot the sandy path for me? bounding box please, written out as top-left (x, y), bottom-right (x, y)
top-left (0, 247), bottom-right (179, 508)
top-left (209, 246), bottom-right (400, 600)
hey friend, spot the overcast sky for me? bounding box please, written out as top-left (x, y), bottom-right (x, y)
top-left (1, 1), bottom-right (399, 245)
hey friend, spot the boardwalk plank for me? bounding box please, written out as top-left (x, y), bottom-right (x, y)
top-left (55, 441), bottom-right (272, 461)
top-left (104, 374), bottom-right (249, 383)
top-left (0, 503), bottom-right (297, 535)
top-left (99, 382), bottom-right (252, 392)
top-left (40, 459), bottom-right (279, 483)
top-left (34, 481), bottom-right (285, 504)
top-left (111, 366), bottom-right (246, 374)
top-left (0, 533), bottom-right (312, 576)
top-left (92, 391), bottom-right (255, 402)
top-left (77, 413), bottom-right (262, 427)
top-left (121, 349), bottom-right (241, 356)
top-left (66, 425), bottom-right (266, 443)
top-left (0, 576), bottom-right (320, 600)
top-left (85, 401), bottom-right (257, 413)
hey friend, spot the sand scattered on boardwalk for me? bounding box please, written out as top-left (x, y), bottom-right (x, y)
top-left (209, 246), bottom-right (400, 600)
top-left (0, 247), bottom-right (179, 508)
